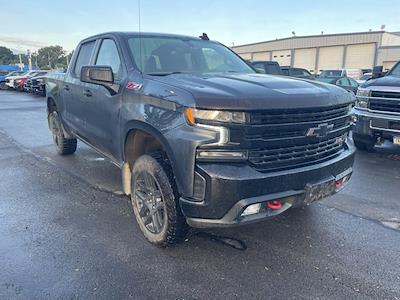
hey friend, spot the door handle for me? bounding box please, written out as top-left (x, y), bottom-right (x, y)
top-left (83, 89), bottom-right (92, 97)
top-left (64, 85), bottom-right (70, 91)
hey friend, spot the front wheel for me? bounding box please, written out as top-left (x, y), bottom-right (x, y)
top-left (48, 111), bottom-right (77, 155)
top-left (130, 154), bottom-right (188, 247)
top-left (0, 82), bottom-right (8, 90)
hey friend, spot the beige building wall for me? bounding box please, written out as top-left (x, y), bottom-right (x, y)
top-left (345, 43), bottom-right (375, 69)
top-left (232, 31), bottom-right (400, 72)
top-left (293, 48), bottom-right (316, 71)
top-left (252, 51), bottom-right (271, 61)
top-left (272, 50), bottom-right (291, 66)
top-left (377, 46), bottom-right (400, 70)
top-left (318, 46), bottom-right (344, 70)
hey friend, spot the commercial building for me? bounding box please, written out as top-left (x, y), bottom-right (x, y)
top-left (232, 31), bottom-right (400, 72)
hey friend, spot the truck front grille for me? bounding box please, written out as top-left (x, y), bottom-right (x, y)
top-left (248, 134), bottom-right (346, 172)
top-left (369, 91), bottom-right (400, 113)
top-left (229, 104), bottom-right (351, 172)
top-left (250, 105), bottom-right (349, 125)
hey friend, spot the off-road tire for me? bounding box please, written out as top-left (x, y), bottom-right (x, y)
top-left (48, 111), bottom-right (77, 155)
top-left (130, 153), bottom-right (189, 247)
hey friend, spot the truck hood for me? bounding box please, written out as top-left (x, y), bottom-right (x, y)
top-left (361, 75), bottom-right (400, 90)
top-left (152, 73), bottom-right (353, 110)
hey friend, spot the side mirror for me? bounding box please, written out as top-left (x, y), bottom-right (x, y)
top-left (80, 65), bottom-right (119, 94)
top-left (372, 65), bottom-right (384, 79)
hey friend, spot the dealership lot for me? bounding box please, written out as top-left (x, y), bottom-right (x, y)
top-left (0, 90), bottom-right (400, 299)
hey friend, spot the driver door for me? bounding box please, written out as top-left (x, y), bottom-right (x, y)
top-left (82, 38), bottom-right (125, 157)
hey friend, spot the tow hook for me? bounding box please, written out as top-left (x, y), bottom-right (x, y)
top-left (266, 200), bottom-right (282, 210)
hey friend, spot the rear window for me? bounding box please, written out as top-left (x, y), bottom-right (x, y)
top-left (320, 70), bottom-right (342, 77)
top-left (73, 41), bottom-right (96, 76)
top-left (291, 69), bottom-right (310, 76)
top-left (265, 64), bottom-right (282, 75)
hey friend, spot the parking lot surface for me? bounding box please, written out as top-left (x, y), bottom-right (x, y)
top-left (0, 90), bottom-right (399, 299)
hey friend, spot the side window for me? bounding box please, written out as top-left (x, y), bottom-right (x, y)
top-left (95, 39), bottom-right (122, 79)
top-left (337, 78), bottom-right (350, 86)
top-left (74, 41), bottom-right (95, 76)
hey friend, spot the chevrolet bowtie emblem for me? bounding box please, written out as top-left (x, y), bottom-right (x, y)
top-left (306, 123), bottom-right (334, 137)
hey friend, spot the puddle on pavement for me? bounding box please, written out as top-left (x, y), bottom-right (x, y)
top-left (195, 231), bottom-right (247, 251)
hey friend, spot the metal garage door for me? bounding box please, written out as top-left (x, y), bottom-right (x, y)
top-left (345, 43), bottom-right (375, 69)
top-left (252, 51), bottom-right (271, 61)
top-left (272, 50), bottom-right (291, 66)
top-left (318, 46), bottom-right (344, 71)
top-left (239, 53), bottom-right (252, 60)
top-left (294, 48), bottom-right (316, 72)
top-left (383, 61), bottom-right (396, 71)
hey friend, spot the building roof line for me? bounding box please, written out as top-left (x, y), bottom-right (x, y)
top-left (232, 30), bottom-right (387, 49)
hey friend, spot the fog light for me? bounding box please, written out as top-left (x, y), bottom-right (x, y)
top-left (241, 203), bottom-right (261, 216)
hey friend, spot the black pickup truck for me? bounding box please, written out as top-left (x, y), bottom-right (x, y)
top-left (46, 32), bottom-right (355, 246)
top-left (353, 61), bottom-right (400, 150)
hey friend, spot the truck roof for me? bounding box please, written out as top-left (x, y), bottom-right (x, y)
top-left (81, 31), bottom-right (207, 43)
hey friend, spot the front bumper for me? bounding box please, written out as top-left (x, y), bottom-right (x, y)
top-left (181, 140), bottom-right (355, 228)
top-left (353, 108), bottom-right (400, 142)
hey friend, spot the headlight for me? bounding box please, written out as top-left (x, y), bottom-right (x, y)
top-left (184, 108), bottom-right (245, 125)
top-left (355, 98), bottom-right (368, 108)
top-left (355, 88), bottom-right (370, 108)
top-left (356, 88), bottom-right (370, 98)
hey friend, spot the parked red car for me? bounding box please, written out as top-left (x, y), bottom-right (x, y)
top-left (13, 71), bottom-right (46, 91)
top-left (14, 77), bottom-right (29, 91)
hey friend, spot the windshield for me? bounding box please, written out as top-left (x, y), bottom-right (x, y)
top-left (389, 62), bottom-right (400, 76)
top-left (127, 36), bottom-right (254, 75)
top-left (319, 70), bottom-right (342, 77)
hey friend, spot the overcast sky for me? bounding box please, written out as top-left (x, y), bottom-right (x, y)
top-left (1, 0), bottom-right (400, 53)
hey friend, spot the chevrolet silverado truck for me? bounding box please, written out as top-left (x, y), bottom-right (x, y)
top-left (45, 32), bottom-right (355, 246)
top-left (353, 62), bottom-right (400, 150)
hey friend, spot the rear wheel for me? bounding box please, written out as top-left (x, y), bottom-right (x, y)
top-left (130, 154), bottom-right (188, 247)
top-left (48, 111), bottom-right (77, 155)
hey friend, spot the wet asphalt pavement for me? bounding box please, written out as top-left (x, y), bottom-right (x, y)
top-left (0, 90), bottom-right (399, 299)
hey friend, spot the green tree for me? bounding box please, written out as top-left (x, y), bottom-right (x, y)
top-left (0, 46), bottom-right (16, 64)
top-left (37, 45), bottom-right (66, 69)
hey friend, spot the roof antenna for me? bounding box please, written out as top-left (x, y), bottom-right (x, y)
top-left (138, 0), bottom-right (141, 33)
top-left (199, 33), bottom-right (209, 40)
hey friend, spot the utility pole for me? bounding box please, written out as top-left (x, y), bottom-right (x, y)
top-left (27, 49), bottom-right (32, 70)
top-left (48, 52), bottom-right (51, 69)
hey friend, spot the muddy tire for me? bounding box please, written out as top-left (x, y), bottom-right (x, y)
top-left (130, 154), bottom-right (188, 247)
top-left (48, 111), bottom-right (77, 155)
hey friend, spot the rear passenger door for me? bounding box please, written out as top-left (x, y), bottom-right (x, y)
top-left (64, 40), bottom-right (96, 136)
top-left (83, 38), bottom-right (125, 157)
